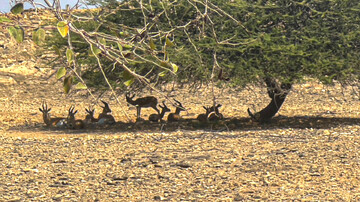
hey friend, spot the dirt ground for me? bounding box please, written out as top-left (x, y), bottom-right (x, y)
top-left (1, 64), bottom-right (360, 201)
top-left (1, 11), bottom-right (360, 201)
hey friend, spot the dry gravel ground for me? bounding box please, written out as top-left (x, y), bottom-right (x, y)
top-left (1, 71), bottom-right (360, 201)
top-left (1, 12), bottom-right (360, 200)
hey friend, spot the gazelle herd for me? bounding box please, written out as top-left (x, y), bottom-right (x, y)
top-left (39, 93), bottom-right (224, 129)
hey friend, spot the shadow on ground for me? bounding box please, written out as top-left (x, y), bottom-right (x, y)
top-left (8, 116), bottom-right (360, 135)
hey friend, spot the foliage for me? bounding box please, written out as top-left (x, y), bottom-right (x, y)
top-left (8, 0), bottom-right (360, 94)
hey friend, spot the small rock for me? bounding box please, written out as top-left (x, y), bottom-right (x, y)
top-left (0, 75), bottom-right (17, 85)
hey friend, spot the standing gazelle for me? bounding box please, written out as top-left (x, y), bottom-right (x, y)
top-left (125, 92), bottom-right (159, 120)
top-left (167, 99), bottom-right (186, 122)
top-left (67, 106), bottom-right (85, 129)
top-left (97, 100), bottom-right (115, 124)
top-left (39, 102), bottom-right (67, 128)
top-left (149, 101), bottom-right (171, 122)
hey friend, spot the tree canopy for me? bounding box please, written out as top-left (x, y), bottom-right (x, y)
top-left (7, 0), bottom-right (360, 92)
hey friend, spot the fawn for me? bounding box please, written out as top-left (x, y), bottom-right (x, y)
top-left (84, 107), bottom-right (98, 124)
top-left (149, 101), bottom-right (171, 122)
top-left (97, 100), bottom-right (116, 124)
top-left (167, 99), bottom-right (186, 122)
top-left (67, 106), bottom-right (85, 129)
top-left (39, 102), bottom-right (67, 128)
top-left (125, 92), bottom-right (159, 120)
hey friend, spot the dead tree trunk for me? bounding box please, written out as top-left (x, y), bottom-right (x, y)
top-left (247, 77), bottom-right (292, 123)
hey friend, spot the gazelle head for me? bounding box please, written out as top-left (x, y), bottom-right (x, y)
top-left (39, 101), bottom-right (54, 121)
top-left (159, 101), bottom-right (171, 113)
top-left (100, 100), bottom-right (112, 114)
top-left (85, 107), bottom-right (97, 122)
top-left (67, 106), bottom-right (78, 121)
top-left (85, 108), bottom-right (95, 117)
top-left (125, 92), bottom-right (135, 103)
top-left (173, 99), bottom-right (186, 113)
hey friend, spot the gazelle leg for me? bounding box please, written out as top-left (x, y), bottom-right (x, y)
top-left (136, 107), bottom-right (141, 119)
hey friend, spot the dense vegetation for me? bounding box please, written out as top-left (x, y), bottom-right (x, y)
top-left (7, 0), bottom-right (360, 121)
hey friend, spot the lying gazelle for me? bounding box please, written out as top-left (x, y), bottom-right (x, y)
top-left (125, 92), bottom-right (159, 120)
top-left (84, 107), bottom-right (98, 124)
top-left (67, 106), bottom-right (85, 129)
top-left (97, 100), bottom-right (116, 124)
top-left (149, 101), bottom-right (171, 122)
top-left (39, 102), bottom-right (67, 128)
top-left (207, 104), bottom-right (224, 121)
top-left (167, 99), bottom-right (186, 122)
top-left (196, 104), bottom-right (224, 122)
top-left (196, 106), bottom-right (212, 122)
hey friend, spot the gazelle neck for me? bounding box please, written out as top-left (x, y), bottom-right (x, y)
top-left (43, 113), bottom-right (51, 125)
top-left (159, 109), bottom-right (167, 118)
top-left (126, 96), bottom-right (136, 105)
top-left (175, 108), bottom-right (182, 114)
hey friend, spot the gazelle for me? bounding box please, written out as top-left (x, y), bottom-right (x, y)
top-left (167, 99), bottom-right (186, 122)
top-left (196, 106), bottom-right (212, 122)
top-left (207, 104), bottom-right (224, 121)
top-left (67, 106), bottom-right (85, 129)
top-left (196, 104), bottom-right (223, 122)
top-left (149, 101), bottom-right (171, 122)
top-left (97, 100), bottom-right (115, 124)
top-left (84, 107), bottom-right (98, 124)
top-left (39, 102), bottom-right (67, 128)
top-left (125, 92), bottom-right (159, 120)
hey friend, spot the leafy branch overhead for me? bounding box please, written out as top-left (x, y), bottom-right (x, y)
top-left (7, 0), bottom-right (360, 93)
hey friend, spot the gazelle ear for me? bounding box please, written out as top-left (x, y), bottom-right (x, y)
top-left (101, 100), bottom-right (109, 108)
top-left (74, 110), bottom-right (78, 115)
top-left (48, 108), bottom-right (52, 112)
top-left (39, 108), bottom-right (43, 112)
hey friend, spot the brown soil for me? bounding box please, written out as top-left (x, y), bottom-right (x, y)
top-left (1, 11), bottom-right (360, 201)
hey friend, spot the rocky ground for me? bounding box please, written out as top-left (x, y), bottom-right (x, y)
top-left (1, 10), bottom-right (360, 201)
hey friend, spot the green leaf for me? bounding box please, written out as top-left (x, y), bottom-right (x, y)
top-left (165, 37), bottom-right (174, 47)
top-left (99, 38), bottom-right (106, 45)
top-left (8, 26), bottom-right (24, 43)
top-left (57, 21), bottom-right (69, 38)
top-left (66, 48), bottom-right (74, 65)
top-left (8, 27), bottom-right (17, 40)
top-left (56, 67), bottom-right (66, 79)
top-left (32, 28), bottom-right (46, 45)
top-left (123, 78), bottom-right (134, 87)
top-left (123, 44), bottom-right (133, 49)
top-left (0, 17), bottom-right (12, 23)
top-left (171, 63), bottom-right (178, 73)
top-left (149, 38), bottom-right (156, 50)
top-left (53, 46), bottom-right (61, 56)
top-left (11, 3), bottom-right (24, 15)
top-left (159, 71), bottom-right (167, 77)
top-left (75, 82), bottom-right (87, 90)
top-left (89, 44), bottom-right (101, 56)
top-left (63, 76), bottom-right (73, 94)
top-left (117, 43), bottom-right (123, 51)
